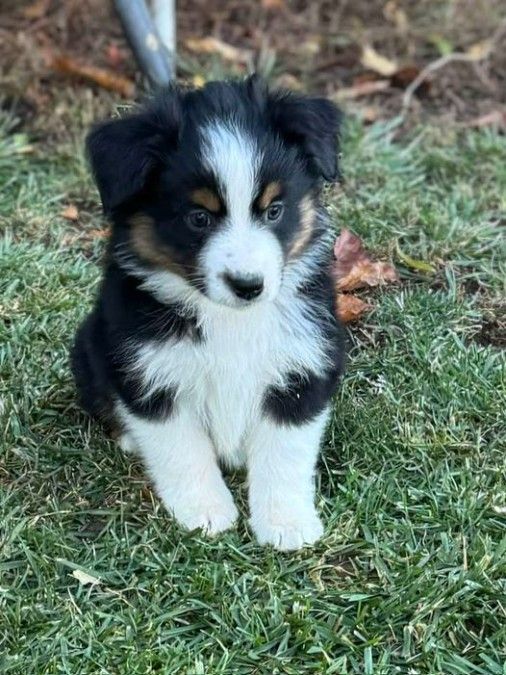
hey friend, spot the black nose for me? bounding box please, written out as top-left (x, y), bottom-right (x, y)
top-left (224, 273), bottom-right (264, 301)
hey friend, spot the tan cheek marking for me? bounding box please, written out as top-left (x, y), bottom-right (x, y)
top-left (191, 188), bottom-right (221, 213)
top-left (289, 196), bottom-right (316, 259)
top-left (258, 181), bottom-right (282, 210)
top-left (129, 213), bottom-right (184, 275)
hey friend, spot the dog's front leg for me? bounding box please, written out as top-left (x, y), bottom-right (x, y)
top-left (247, 409), bottom-right (329, 551)
top-left (123, 406), bottom-right (238, 535)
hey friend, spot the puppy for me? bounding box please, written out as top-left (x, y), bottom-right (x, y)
top-left (72, 76), bottom-right (345, 550)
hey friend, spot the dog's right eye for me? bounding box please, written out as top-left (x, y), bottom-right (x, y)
top-left (187, 210), bottom-right (212, 230)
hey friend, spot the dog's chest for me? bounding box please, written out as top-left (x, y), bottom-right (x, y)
top-left (135, 299), bottom-right (322, 465)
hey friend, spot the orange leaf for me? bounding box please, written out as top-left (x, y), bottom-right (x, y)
top-left (262, 0), bottom-right (286, 8)
top-left (337, 260), bottom-right (398, 291)
top-left (336, 294), bottom-right (371, 323)
top-left (61, 204), bottom-right (79, 221)
top-left (22, 0), bottom-right (50, 19)
top-left (50, 54), bottom-right (135, 98)
top-left (184, 37), bottom-right (251, 63)
top-left (333, 228), bottom-right (398, 291)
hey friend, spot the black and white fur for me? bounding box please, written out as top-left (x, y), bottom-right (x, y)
top-left (72, 76), bottom-right (345, 550)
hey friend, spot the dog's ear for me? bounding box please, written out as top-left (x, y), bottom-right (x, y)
top-left (86, 89), bottom-right (181, 213)
top-left (268, 89), bottom-right (342, 182)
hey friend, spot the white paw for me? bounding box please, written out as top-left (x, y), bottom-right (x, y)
top-left (167, 490), bottom-right (239, 536)
top-left (251, 506), bottom-right (323, 551)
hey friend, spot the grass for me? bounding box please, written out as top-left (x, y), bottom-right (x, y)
top-left (0, 109), bottom-right (505, 674)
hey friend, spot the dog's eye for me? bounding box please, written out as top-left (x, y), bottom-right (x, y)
top-left (187, 210), bottom-right (212, 230)
top-left (266, 201), bottom-right (283, 222)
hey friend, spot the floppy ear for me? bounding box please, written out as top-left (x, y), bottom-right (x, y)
top-left (269, 90), bottom-right (342, 182)
top-left (86, 89), bottom-right (181, 213)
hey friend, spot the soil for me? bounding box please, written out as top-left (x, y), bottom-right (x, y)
top-left (1, 0), bottom-right (505, 138)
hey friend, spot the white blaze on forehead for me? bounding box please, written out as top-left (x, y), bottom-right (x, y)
top-left (201, 121), bottom-right (260, 222)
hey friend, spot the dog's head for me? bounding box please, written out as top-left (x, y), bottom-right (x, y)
top-left (87, 76), bottom-right (341, 308)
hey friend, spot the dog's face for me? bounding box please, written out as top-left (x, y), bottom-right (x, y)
top-left (87, 77), bottom-right (341, 308)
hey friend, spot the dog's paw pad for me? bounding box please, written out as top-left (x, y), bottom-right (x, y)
top-left (252, 510), bottom-right (323, 551)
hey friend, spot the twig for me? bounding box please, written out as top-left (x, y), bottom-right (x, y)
top-left (402, 19), bottom-right (506, 111)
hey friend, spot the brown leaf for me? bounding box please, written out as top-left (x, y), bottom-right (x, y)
top-left (333, 228), bottom-right (399, 291)
top-left (261, 0), bottom-right (286, 9)
top-left (361, 45), bottom-right (397, 76)
top-left (334, 80), bottom-right (390, 101)
top-left (50, 54), bottom-right (135, 98)
top-left (390, 65), bottom-right (431, 95)
top-left (21, 0), bottom-right (51, 19)
top-left (336, 294), bottom-right (371, 323)
top-left (185, 37), bottom-right (251, 63)
top-left (61, 204), bottom-right (79, 221)
top-left (337, 260), bottom-right (398, 291)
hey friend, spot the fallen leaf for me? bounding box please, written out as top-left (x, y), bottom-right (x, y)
top-left (462, 110), bottom-right (506, 129)
top-left (383, 1), bottom-right (408, 32)
top-left (185, 37), bottom-right (251, 63)
top-left (390, 65), bottom-right (431, 95)
top-left (337, 260), bottom-right (398, 291)
top-left (261, 0), bottom-right (286, 8)
top-left (336, 294), bottom-right (372, 323)
top-left (72, 569), bottom-right (100, 586)
top-left (21, 0), bottom-right (51, 19)
top-left (334, 228), bottom-right (399, 291)
top-left (274, 73), bottom-right (303, 90)
top-left (360, 106), bottom-right (381, 123)
top-left (50, 54), bottom-right (135, 98)
top-left (361, 45), bottom-right (397, 76)
top-left (334, 80), bottom-right (390, 101)
top-left (192, 74), bottom-right (206, 88)
top-left (466, 39), bottom-right (492, 61)
top-left (396, 243), bottom-right (436, 274)
top-left (61, 204), bottom-right (79, 221)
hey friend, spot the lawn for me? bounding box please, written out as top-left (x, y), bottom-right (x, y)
top-left (1, 111), bottom-right (505, 674)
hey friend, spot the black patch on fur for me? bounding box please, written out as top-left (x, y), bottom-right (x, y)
top-left (71, 264), bottom-right (201, 426)
top-left (263, 245), bottom-right (345, 426)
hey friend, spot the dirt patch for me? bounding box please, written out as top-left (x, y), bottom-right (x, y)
top-left (1, 0), bottom-right (505, 140)
top-left (475, 310), bottom-right (506, 349)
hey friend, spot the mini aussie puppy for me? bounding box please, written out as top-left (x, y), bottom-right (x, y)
top-left (72, 76), bottom-right (345, 550)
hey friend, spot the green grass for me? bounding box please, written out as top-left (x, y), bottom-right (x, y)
top-left (1, 113), bottom-right (505, 674)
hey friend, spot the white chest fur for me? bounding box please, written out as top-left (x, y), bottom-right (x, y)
top-left (129, 290), bottom-right (328, 467)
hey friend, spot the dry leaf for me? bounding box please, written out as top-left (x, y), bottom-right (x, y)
top-left (334, 228), bottom-right (399, 291)
top-left (383, 1), bottom-right (408, 32)
top-left (334, 80), bottom-right (390, 101)
top-left (87, 228), bottom-right (110, 239)
top-left (21, 0), bottom-right (50, 19)
top-left (192, 74), bottom-right (206, 88)
top-left (261, 0), bottom-right (286, 9)
top-left (61, 204), bottom-right (79, 221)
top-left (50, 54), bottom-right (135, 98)
top-left (466, 39), bottom-right (492, 61)
top-left (336, 294), bottom-right (371, 323)
top-left (390, 65), bottom-right (431, 95)
top-left (72, 569), bottom-right (100, 586)
top-left (185, 37), bottom-right (250, 63)
top-left (463, 110), bottom-right (506, 129)
top-left (361, 45), bottom-right (397, 76)
top-left (337, 260), bottom-right (398, 291)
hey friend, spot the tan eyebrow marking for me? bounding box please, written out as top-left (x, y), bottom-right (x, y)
top-left (289, 195), bottom-right (316, 259)
top-left (257, 181), bottom-right (282, 210)
top-left (190, 188), bottom-right (221, 213)
top-left (129, 213), bottom-right (184, 275)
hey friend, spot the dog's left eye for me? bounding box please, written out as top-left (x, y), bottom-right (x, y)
top-left (187, 210), bottom-right (212, 230)
top-left (266, 201), bottom-right (284, 222)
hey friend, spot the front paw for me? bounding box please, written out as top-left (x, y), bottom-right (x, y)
top-left (166, 489), bottom-right (239, 536)
top-left (250, 505), bottom-right (323, 551)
